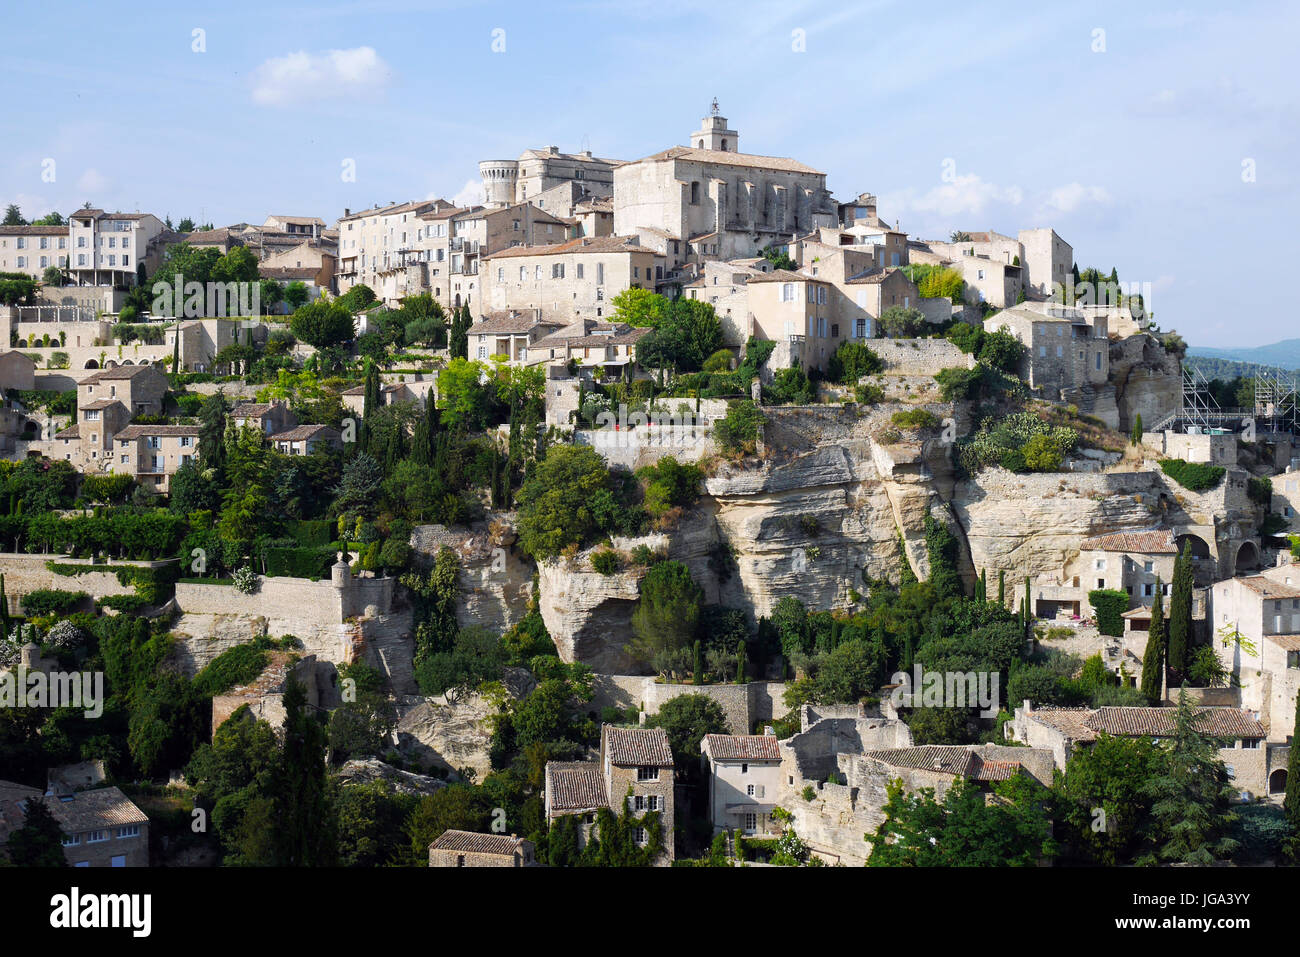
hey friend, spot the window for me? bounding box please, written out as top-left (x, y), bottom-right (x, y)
top-left (1095, 558), bottom-right (1106, 570)
top-left (62, 834), bottom-right (81, 847)
top-left (636, 766), bottom-right (659, 781)
top-left (497, 267), bottom-right (505, 281)
top-left (633, 795), bottom-right (645, 811)
top-left (519, 266), bottom-right (527, 281)
top-left (87, 830), bottom-right (108, 843)
top-left (596, 263), bottom-right (604, 285)
top-left (576, 263), bottom-right (584, 279)
top-left (534, 265), bottom-right (543, 280)
top-left (741, 763), bottom-right (748, 774)
top-left (781, 283), bottom-right (795, 302)
top-left (746, 784), bottom-right (756, 796)
top-left (743, 813), bottom-right (757, 833)
top-left (551, 263), bottom-right (564, 279)
top-left (633, 827), bottom-right (647, 845)
top-left (116, 824), bottom-right (140, 839)
top-left (690, 181), bottom-right (700, 204)
top-left (647, 795), bottom-right (658, 811)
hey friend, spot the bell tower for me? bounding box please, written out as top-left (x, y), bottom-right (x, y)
top-left (690, 99), bottom-right (738, 152)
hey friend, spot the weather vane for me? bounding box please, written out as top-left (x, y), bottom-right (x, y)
top-left (710, 97), bottom-right (719, 115)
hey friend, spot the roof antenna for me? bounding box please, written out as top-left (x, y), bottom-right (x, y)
top-left (710, 97), bottom-right (720, 116)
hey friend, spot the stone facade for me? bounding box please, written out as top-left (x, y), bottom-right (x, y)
top-left (428, 829), bottom-right (537, 867)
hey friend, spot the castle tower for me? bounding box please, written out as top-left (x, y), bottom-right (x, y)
top-left (479, 159), bottom-right (519, 206)
top-left (690, 99), bottom-right (738, 152)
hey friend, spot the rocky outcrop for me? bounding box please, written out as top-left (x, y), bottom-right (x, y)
top-left (1110, 333), bottom-right (1180, 432)
top-left (410, 519), bottom-right (535, 633)
top-left (335, 758), bottom-right (449, 797)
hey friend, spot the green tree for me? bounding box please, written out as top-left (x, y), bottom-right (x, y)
top-left (647, 693), bottom-right (728, 775)
top-left (271, 679), bottom-right (336, 866)
top-left (3, 204), bottom-right (26, 226)
top-left (629, 561), bottom-right (703, 671)
top-left (1286, 689), bottom-right (1300, 860)
top-left (290, 300), bottom-right (355, 349)
top-left (515, 445), bottom-right (613, 559)
top-left (1167, 542), bottom-right (1194, 678)
top-left (1131, 413), bottom-right (1144, 445)
top-left (1140, 580), bottom-right (1166, 703)
top-left (1054, 734), bottom-right (1163, 864)
top-left (5, 798), bottom-right (67, 866)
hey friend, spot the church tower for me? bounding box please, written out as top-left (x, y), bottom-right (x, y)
top-left (690, 99), bottom-right (738, 152)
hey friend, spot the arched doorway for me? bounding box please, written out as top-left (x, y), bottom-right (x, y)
top-left (120, 358), bottom-right (134, 365)
top-left (83, 359), bottom-right (99, 369)
top-left (1177, 533), bottom-right (1212, 559)
top-left (1270, 768), bottom-right (1288, 795)
top-left (1235, 540), bottom-right (1262, 574)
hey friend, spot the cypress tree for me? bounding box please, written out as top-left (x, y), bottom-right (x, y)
top-left (1141, 579), bottom-right (1166, 704)
top-left (976, 568), bottom-right (987, 603)
top-left (1131, 413), bottom-right (1143, 446)
top-left (171, 320), bottom-right (181, 376)
top-left (1023, 576), bottom-right (1031, 627)
top-left (0, 573), bottom-right (8, 640)
top-left (1286, 690), bottom-right (1300, 859)
top-left (997, 569), bottom-right (1006, 607)
top-left (1168, 543), bottom-right (1194, 678)
top-left (736, 640), bottom-right (746, 683)
top-left (693, 640), bottom-right (703, 685)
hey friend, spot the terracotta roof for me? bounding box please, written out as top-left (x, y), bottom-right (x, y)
top-left (746, 268), bottom-right (820, 284)
top-left (268, 424), bottom-right (340, 442)
top-left (184, 228), bottom-right (240, 246)
top-left (428, 829), bottom-right (529, 855)
top-left (82, 364), bottom-right (161, 383)
top-left (80, 399), bottom-right (122, 411)
top-left (54, 424), bottom-right (81, 439)
top-left (845, 269), bottom-right (902, 285)
top-left (703, 734), bottom-right (781, 762)
top-left (1266, 634), bottom-right (1300, 651)
top-left (1025, 708), bottom-right (1098, 742)
top-left (231, 402), bottom-right (274, 417)
top-left (43, 786), bottom-right (148, 832)
top-left (484, 236), bottom-right (661, 261)
top-left (0, 225), bottom-right (67, 235)
top-left (863, 746), bottom-right (1021, 781)
top-left (1081, 529), bottom-right (1178, 554)
top-left (1085, 707), bottom-right (1265, 739)
top-left (603, 726), bottom-right (674, 767)
top-left (633, 146), bottom-right (823, 176)
top-left (115, 424), bottom-right (201, 439)
top-left (1236, 576), bottom-right (1300, 600)
top-left (468, 312), bottom-right (561, 335)
top-left (546, 762), bottom-right (608, 812)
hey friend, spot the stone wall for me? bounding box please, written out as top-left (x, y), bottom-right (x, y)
top-left (0, 553), bottom-right (169, 612)
top-left (587, 675), bottom-right (789, 735)
top-left (870, 338), bottom-right (976, 377)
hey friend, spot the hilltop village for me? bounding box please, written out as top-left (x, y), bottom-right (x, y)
top-left (1, 105), bottom-right (1298, 868)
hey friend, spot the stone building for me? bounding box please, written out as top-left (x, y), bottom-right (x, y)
top-left (0, 225), bottom-right (70, 279)
top-left (1212, 562), bottom-right (1300, 754)
top-left (543, 724), bottom-right (676, 864)
top-left (1017, 227), bottom-right (1073, 299)
top-left (480, 146), bottom-right (626, 210)
top-left (482, 236), bottom-right (663, 324)
top-left (67, 208), bottom-right (171, 288)
top-left (613, 106), bottom-right (837, 261)
top-left (230, 399), bottom-right (297, 437)
top-left (701, 732), bottom-right (783, 837)
top-left (0, 782), bottom-right (150, 867)
top-left (465, 311), bottom-right (565, 365)
top-left (50, 364), bottom-right (170, 470)
top-left (111, 423), bottom-right (200, 492)
top-left (1006, 702), bottom-right (1269, 798)
top-left (984, 303), bottom-right (1109, 399)
top-left (428, 829), bottom-right (537, 867)
top-left (267, 424), bottom-right (342, 456)
top-left (1034, 528), bottom-right (1180, 620)
top-left (335, 198), bottom-right (456, 300)
top-left (525, 318), bottom-right (650, 378)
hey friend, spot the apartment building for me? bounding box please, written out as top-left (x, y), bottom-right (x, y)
top-left (334, 199), bottom-right (456, 299)
top-left (67, 208), bottom-right (169, 287)
top-left (0, 225), bottom-right (70, 279)
top-left (482, 235), bottom-right (663, 324)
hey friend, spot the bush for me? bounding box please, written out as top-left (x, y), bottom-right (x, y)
top-left (1088, 589), bottom-right (1129, 637)
top-left (957, 412), bottom-right (1078, 475)
top-left (877, 306), bottom-right (928, 339)
top-left (826, 341), bottom-right (882, 383)
top-left (591, 549), bottom-right (620, 575)
top-left (232, 566), bottom-right (260, 595)
top-left (702, 349), bottom-right (734, 373)
top-left (1021, 433), bottom-right (1064, 472)
top-left (192, 643), bottom-right (271, 696)
top-left (1247, 476), bottom-right (1273, 505)
top-left (934, 366), bottom-right (984, 402)
top-left (20, 589), bottom-right (88, 616)
top-left (853, 383), bottom-right (885, 405)
top-left (1159, 459), bottom-right (1225, 492)
top-left (891, 409), bottom-right (940, 431)
top-left (714, 400), bottom-right (763, 456)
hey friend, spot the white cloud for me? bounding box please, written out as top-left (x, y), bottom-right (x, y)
top-left (447, 179), bottom-right (483, 207)
top-left (76, 168), bottom-right (109, 193)
top-left (1040, 182), bottom-right (1112, 215)
top-left (884, 174), bottom-right (1023, 220)
top-left (251, 47), bottom-right (390, 107)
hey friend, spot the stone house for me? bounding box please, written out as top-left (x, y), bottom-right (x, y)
top-left (1006, 702), bottom-right (1270, 798)
top-left (525, 319), bottom-right (650, 379)
top-left (465, 311), bottom-right (565, 366)
top-left (0, 782), bottom-right (150, 867)
top-left (1033, 528), bottom-right (1180, 620)
top-left (745, 269), bottom-right (840, 373)
top-left (1272, 467), bottom-right (1300, 534)
top-left (482, 235), bottom-right (664, 324)
top-left (1212, 562), bottom-right (1300, 751)
top-left (984, 303), bottom-right (1109, 399)
top-left (701, 732), bottom-right (783, 837)
top-left (230, 399), bottom-right (298, 437)
top-left (428, 829), bottom-right (537, 867)
top-left (67, 209), bottom-right (170, 288)
top-left (0, 225), bottom-right (71, 279)
top-left (543, 724), bottom-right (676, 864)
top-left (339, 381), bottom-right (423, 416)
top-left (112, 424), bottom-right (200, 492)
top-left (267, 424), bottom-right (342, 456)
top-left (1017, 227), bottom-right (1073, 300)
top-left (0, 350), bottom-right (37, 392)
top-left (78, 363), bottom-right (168, 417)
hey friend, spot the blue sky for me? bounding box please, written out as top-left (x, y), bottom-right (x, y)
top-left (2, 0), bottom-right (1295, 347)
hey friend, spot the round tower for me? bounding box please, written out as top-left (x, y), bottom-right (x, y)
top-left (479, 159), bottom-right (519, 206)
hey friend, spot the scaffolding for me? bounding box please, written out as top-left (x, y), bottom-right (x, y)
top-left (1250, 366), bottom-right (1299, 435)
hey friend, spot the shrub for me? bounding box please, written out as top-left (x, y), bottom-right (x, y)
top-left (934, 365), bottom-right (984, 402)
top-left (957, 413), bottom-right (1078, 475)
top-left (1088, 588), bottom-right (1129, 637)
top-left (1021, 433), bottom-right (1064, 472)
top-left (1247, 476), bottom-right (1273, 505)
top-left (826, 341), bottom-right (882, 383)
top-left (1159, 459), bottom-right (1225, 492)
top-left (853, 383), bottom-right (885, 404)
top-left (714, 400), bottom-right (763, 456)
top-left (20, 589), bottom-right (88, 616)
top-left (591, 549), bottom-right (620, 575)
top-left (702, 349), bottom-right (734, 373)
top-left (232, 566), bottom-right (260, 595)
top-left (192, 643), bottom-right (271, 696)
top-left (890, 409), bottom-right (940, 431)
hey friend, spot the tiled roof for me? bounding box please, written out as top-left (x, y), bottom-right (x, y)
top-left (269, 424), bottom-right (340, 442)
top-left (468, 312), bottom-right (561, 335)
top-left (702, 734), bottom-right (781, 762)
top-left (746, 268), bottom-right (819, 284)
top-left (634, 146), bottom-right (823, 176)
top-left (428, 829), bottom-right (528, 855)
top-left (82, 364), bottom-right (161, 383)
top-left (115, 424), bottom-right (201, 439)
top-left (603, 726), bottom-right (674, 767)
top-left (184, 228), bottom-right (240, 245)
top-left (0, 225), bottom-right (67, 235)
top-left (845, 269), bottom-right (902, 285)
top-left (863, 746), bottom-right (1021, 781)
top-left (80, 399), bottom-right (122, 411)
top-left (1236, 576), bottom-right (1300, 600)
top-left (54, 424), bottom-right (81, 439)
top-left (231, 402), bottom-right (273, 417)
top-left (546, 762), bottom-right (608, 812)
top-left (1025, 708), bottom-right (1098, 742)
top-left (1086, 707), bottom-right (1265, 739)
top-left (259, 267), bottom-right (319, 281)
top-left (1081, 529), bottom-right (1178, 554)
top-left (0, 780), bottom-right (43, 844)
top-left (43, 786), bottom-right (148, 832)
top-left (483, 236), bottom-right (660, 260)
top-left (1266, 634), bottom-right (1300, 651)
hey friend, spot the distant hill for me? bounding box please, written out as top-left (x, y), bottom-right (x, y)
top-left (1188, 338), bottom-right (1300, 371)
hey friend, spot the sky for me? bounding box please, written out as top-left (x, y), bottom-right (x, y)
top-left (2, 0), bottom-right (1296, 347)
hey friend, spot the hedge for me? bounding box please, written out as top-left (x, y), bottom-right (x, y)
top-left (192, 644), bottom-right (271, 697)
top-left (47, 561), bottom-right (180, 605)
top-left (20, 588), bottom-right (89, 616)
top-left (1159, 458), bottom-right (1225, 492)
top-left (1088, 588), bottom-right (1129, 637)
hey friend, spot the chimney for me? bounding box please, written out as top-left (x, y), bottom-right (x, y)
top-left (344, 208), bottom-right (350, 217)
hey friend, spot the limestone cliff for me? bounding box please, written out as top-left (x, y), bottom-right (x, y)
top-left (1109, 333), bottom-right (1181, 432)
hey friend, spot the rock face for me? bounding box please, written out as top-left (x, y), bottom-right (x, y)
top-left (410, 519), bottom-right (535, 633)
top-left (335, 758), bottom-right (448, 797)
top-left (393, 667), bottom-right (536, 778)
top-left (1110, 333), bottom-right (1180, 433)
